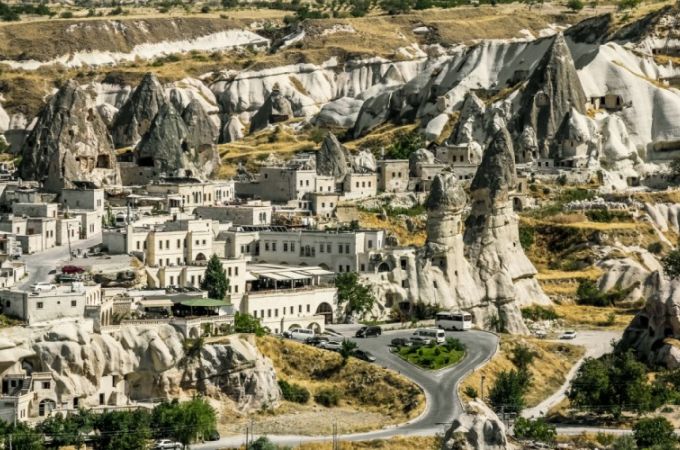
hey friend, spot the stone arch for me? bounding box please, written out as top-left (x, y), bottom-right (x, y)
top-left (378, 262), bottom-right (391, 273)
top-left (307, 322), bottom-right (321, 333)
top-left (316, 302), bottom-right (333, 324)
top-left (288, 323), bottom-right (302, 330)
top-left (39, 399), bottom-right (56, 417)
top-left (513, 197), bottom-right (523, 212)
top-left (195, 253), bottom-right (207, 262)
top-left (189, 327), bottom-right (200, 339)
top-left (318, 263), bottom-right (330, 270)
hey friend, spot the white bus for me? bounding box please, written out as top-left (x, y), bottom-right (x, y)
top-left (435, 312), bottom-right (473, 331)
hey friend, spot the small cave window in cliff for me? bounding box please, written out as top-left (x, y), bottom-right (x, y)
top-left (181, 140), bottom-right (190, 153)
top-left (96, 154), bottom-right (111, 169)
top-left (138, 156), bottom-right (154, 167)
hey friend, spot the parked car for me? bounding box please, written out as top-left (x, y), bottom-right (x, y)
top-left (560, 330), bottom-right (577, 340)
top-left (154, 439), bottom-right (182, 450)
top-left (206, 430), bottom-right (220, 441)
top-left (305, 336), bottom-right (330, 346)
top-left (533, 330), bottom-right (547, 339)
top-left (318, 340), bottom-right (343, 351)
top-left (30, 282), bottom-right (56, 292)
top-left (390, 337), bottom-right (412, 347)
top-left (412, 328), bottom-right (446, 344)
top-left (324, 328), bottom-right (343, 337)
top-left (351, 349), bottom-right (376, 362)
top-left (283, 328), bottom-right (315, 341)
top-left (355, 325), bottom-right (382, 338)
top-left (409, 335), bottom-right (433, 346)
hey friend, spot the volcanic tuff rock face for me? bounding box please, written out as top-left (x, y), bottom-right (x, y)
top-left (365, 134), bottom-right (548, 333)
top-left (111, 72), bottom-right (167, 148)
top-left (512, 33), bottom-right (587, 162)
top-left (181, 98), bottom-right (220, 149)
top-left (0, 322), bottom-right (280, 410)
top-left (249, 85), bottom-right (294, 133)
top-left (440, 400), bottom-right (517, 450)
top-left (136, 103), bottom-right (218, 178)
top-left (463, 127), bottom-right (550, 333)
top-left (19, 80), bottom-right (120, 192)
top-left (620, 272), bottom-right (680, 369)
top-left (316, 132), bottom-right (349, 181)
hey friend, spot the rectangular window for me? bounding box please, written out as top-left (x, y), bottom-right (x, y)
top-left (338, 265), bottom-right (343, 272)
top-left (290, 243), bottom-right (295, 252)
top-left (253, 310), bottom-right (257, 318)
top-left (327, 244), bottom-right (331, 253)
top-left (338, 244), bottom-right (343, 254)
top-left (275, 309), bottom-right (278, 317)
top-left (71, 300), bottom-right (77, 307)
top-left (228, 267), bottom-right (232, 276)
top-left (298, 305), bottom-right (302, 313)
top-left (37, 302), bottom-right (43, 309)
top-left (166, 240), bottom-right (169, 249)
top-left (361, 264), bottom-right (365, 271)
top-left (290, 306), bottom-right (294, 314)
top-left (283, 243), bottom-right (288, 252)
top-left (235, 286), bottom-right (238, 293)
top-left (368, 240), bottom-right (373, 249)
top-left (267, 309), bottom-right (271, 318)
top-left (159, 259), bottom-right (163, 266)
top-left (320, 244), bottom-right (324, 253)
top-left (346, 265), bottom-right (350, 272)
top-left (159, 241), bottom-right (163, 250)
top-left (177, 239), bottom-right (181, 248)
top-left (136, 241), bottom-right (141, 250)
top-left (42, 381), bottom-right (50, 389)
top-left (272, 243), bottom-right (277, 252)
top-left (235, 267), bottom-right (239, 275)
top-left (265, 242), bottom-right (270, 251)
top-left (306, 305), bottom-right (310, 313)
top-left (345, 244), bottom-right (350, 253)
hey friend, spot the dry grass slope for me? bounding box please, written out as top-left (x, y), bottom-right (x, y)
top-left (459, 335), bottom-right (585, 408)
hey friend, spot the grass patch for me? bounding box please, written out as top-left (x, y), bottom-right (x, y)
top-left (294, 436), bottom-right (439, 450)
top-left (460, 336), bottom-right (584, 408)
top-left (396, 342), bottom-right (464, 370)
top-left (552, 304), bottom-right (636, 329)
top-left (256, 336), bottom-right (424, 421)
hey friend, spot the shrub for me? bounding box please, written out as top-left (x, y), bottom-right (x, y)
top-left (60, 11), bottom-right (74, 18)
top-left (444, 337), bottom-right (465, 352)
top-left (566, 0), bottom-right (584, 11)
top-left (586, 209), bottom-right (631, 223)
top-left (663, 249), bottom-right (680, 279)
top-left (633, 417), bottom-right (677, 448)
top-left (521, 305), bottom-right (559, 321)
top-left (278, 380), bottom-right (310, 404)
top-left (489, 369), bottom-right (530, 414)
top-left (511, 344), bottom-right (538, 371)
top-left (200, 5), bottom-right (210, 12)
top-left (314, 388), bottom-right (341, 407)
top-left (514, 417), bottom-right (556, 443)
top-left (463, 386), bottom-right (478, 399)
top-left (519, 225), bottom-right (534, 250)
top-left (648, 241), bottom-right (663, 254)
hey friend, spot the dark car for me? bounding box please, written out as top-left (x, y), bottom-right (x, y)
top-left (351, 349), bottom-right (376, 362)
top-left (305, 336), bottom-right (330, 346)
top-left (390, 337), bottom-right (411, 347)
top-left (206, 430), bottom-right (220, 441)
top-left (355, 326), bottom-right (382, 338)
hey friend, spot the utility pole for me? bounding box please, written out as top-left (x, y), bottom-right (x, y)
top-left (332, 418), bottom-right (338, 450)
top-left (480, 375), bottom-right (486, 402)
top-left (67, 222), bottom-right (73, 262)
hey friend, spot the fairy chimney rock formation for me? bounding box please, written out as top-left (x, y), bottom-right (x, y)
top-left (111, 72), bottom-right (167, 148)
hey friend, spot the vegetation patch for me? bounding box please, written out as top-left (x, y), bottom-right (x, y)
top-left (395, 338), bottom-right (465, 370)
top-left (460, 336), bottom-right (584, 408)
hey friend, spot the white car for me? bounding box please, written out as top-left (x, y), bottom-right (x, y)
top-left (30, 282), bottom-right (56, 292)
top-left (318, 340), bottom-right (343, 351)
top-left (154, 439), bottom-right (182, 450)
top-left (283, 328), bottom-right (315, 341)
top-left (560, 330), bottom-right (577, 340)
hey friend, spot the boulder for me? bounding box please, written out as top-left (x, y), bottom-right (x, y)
top-left (316, 133), bottom-right (349, 181)
top-left (409, 148), bottom-right (436, 177)
top-left (19, 80), bottom-right (120, 192)
top-left (448, 91), bottom-right (486, 146)
top-left (249, 84), bottom-right (293, 133)
top-left (352, 149), bottom-right (377, 173)
top-left (111, 73), bottom-right (166, 148)
top-left (222, 115), bottom-right (245, 143)
top-left (315, 97), bottom-right (364, 128)
top-left (441, 400), bottom-right (517, 450)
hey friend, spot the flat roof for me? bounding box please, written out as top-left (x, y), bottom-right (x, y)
top-left (179, 298), bottom-right (229, 308)
top-left (247, 263), bottom-right (334, 280)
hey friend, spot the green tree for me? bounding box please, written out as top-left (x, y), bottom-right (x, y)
top-left (1, 421), bottom-right (44, 449)
top-left (617, 0), bottom-right (641, 10)
top-left (335, 272), bottom-right (375, 318)
top-left (339, 339), bottom-right (357, 365)
top-left (633, 417), bottom-right (677, 449)
top-left (234, 312), bottom-right (265, 336)
top-left (488, 369), bottom-right (530, 414)
top-left (383, 131), bottom-right (423, 159)
top-left (248, 436), bottom-right (278, 450)
top-left (663, 249), bottom-right (680, 279)
top-left (93, 409), bottom-right (151, 450)
top-left (150, 398), bottom-right (216, 449)
top-left (611, 435), bottom-right (637, 450)
top-left (201, 254), bottom-right (230, 300)
top-left (510, 344), bottom-right (538, 372)
top-left (566, 0), bottom-right (584, 11)
top-left (519, 225), bottom-right (534, 250)
top-left (38, 409), bottom-right (94, 448)
top-left (513, 417), bottom-right (557, 443)
top-left (568, 351), bottom-right (654, 418)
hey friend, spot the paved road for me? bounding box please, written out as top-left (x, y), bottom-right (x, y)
top-left (522, 330), bottom-right (622, 419)
top-left (18, 234), bottom-right (103, 289)
top-left (192, 328), bottom-right (498, 449)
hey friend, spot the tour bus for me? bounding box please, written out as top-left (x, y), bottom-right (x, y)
top-left (435, 311), bottom-right (473, 331)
